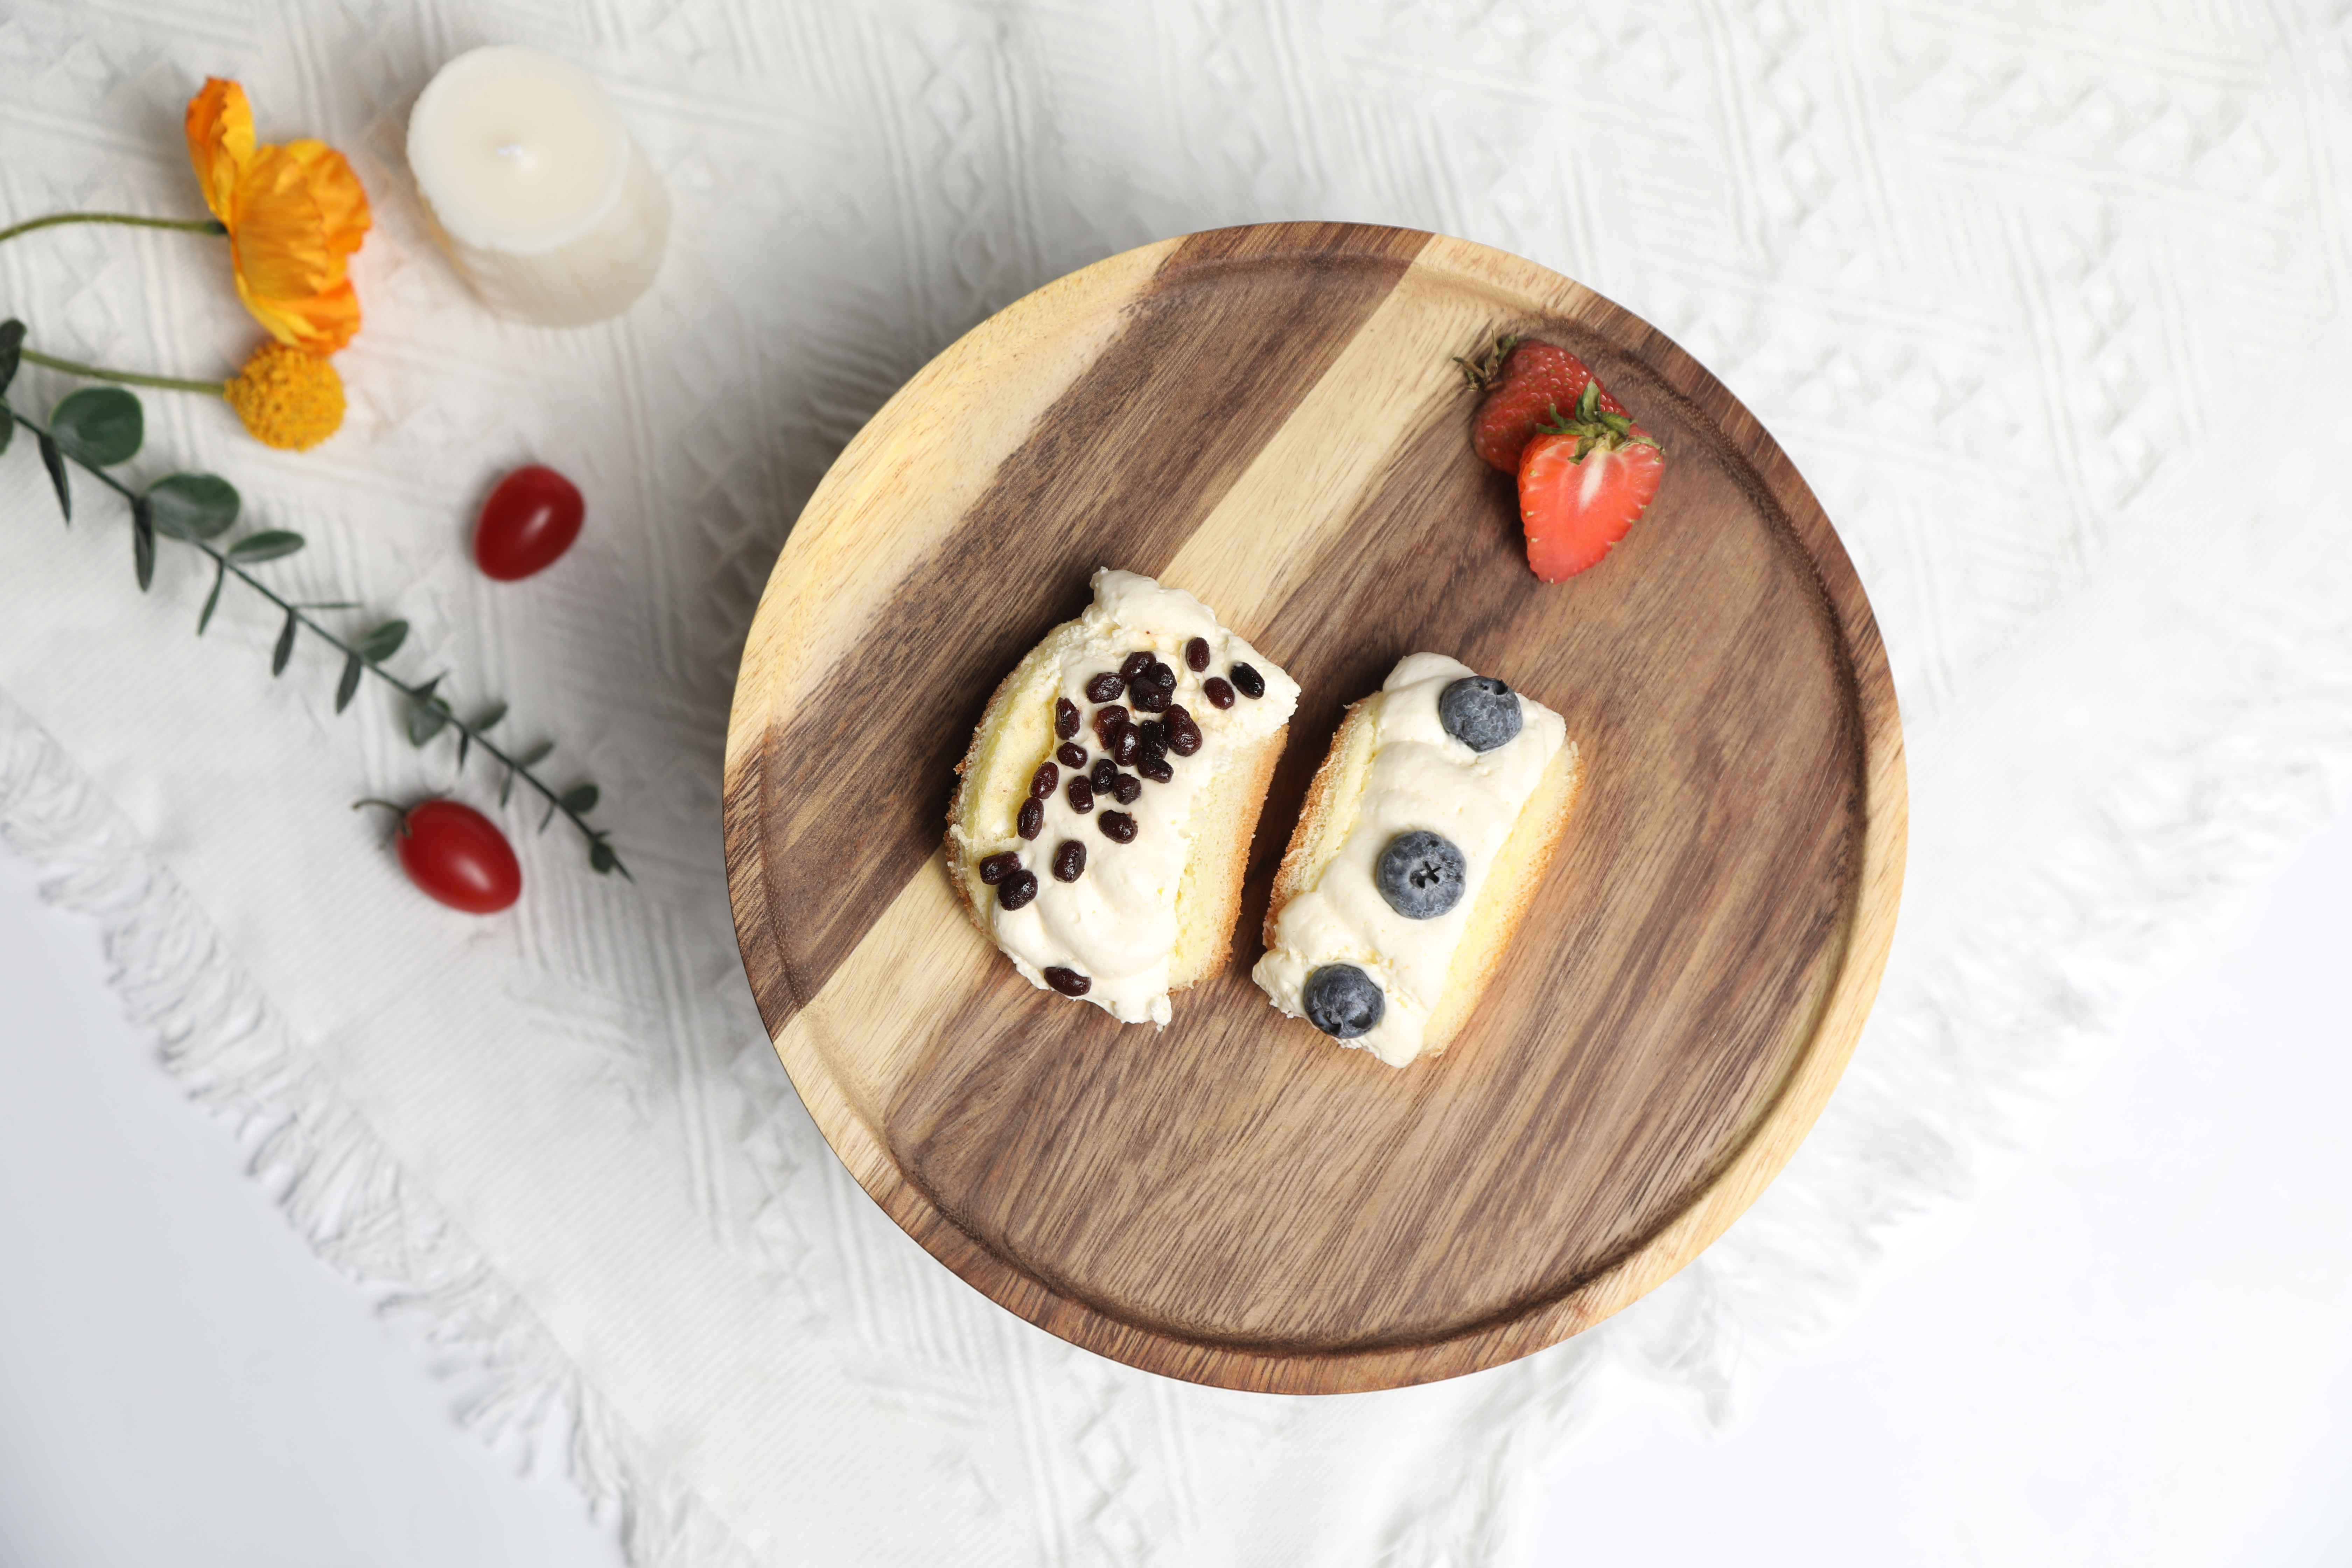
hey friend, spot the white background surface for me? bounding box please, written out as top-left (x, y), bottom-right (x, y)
top-left (4, 789), bottom-right (2345, 1566)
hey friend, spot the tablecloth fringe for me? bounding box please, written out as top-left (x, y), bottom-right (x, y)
top-left (0, 691), bottom-right (758, 1568)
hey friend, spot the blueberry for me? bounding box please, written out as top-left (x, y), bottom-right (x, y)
top-left (1302, 964), bottom-right (1384, 1039)
top-left (1438, 675), bottom-right (1521, 752)
top-left (1375, 831), bottom-right (1466, 919)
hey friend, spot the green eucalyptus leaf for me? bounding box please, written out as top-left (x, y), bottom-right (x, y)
top-left (37, 431), bottom-right (68, 521)
top-left (334, 652), bottom-right (363, 713)
top-left (0, 319), bottom-right (23, 395)
top-left (558, 783), bottom-right (600, 816)
top-left (0, 412), bottom-right (12, 459)
top-left (197, 559), bottom-right (225, 636)
top-left (50, 385), bottom-right (142, 467)
top-left (271, 609), bottom-right (297, 675)
top-left (589, 840), bottom-right (618, 875)
top-left (471, 701), bottom-right (507, 733)
top-left (539, 800), bottom-right (559, 833)
top-left (144, 472), bottom-right (240, 540)
top-left (406, 682), bottom-right (451, 747)
top-left (355, 620), bottom-right (407, 663)
top-left (131, 495), bottom-right (155, 591)
top-left (227, 529), bottom-right (305, 564)
top-left (499, 766), bottom-right (516, 807)
top-left (457, 730), bottom-right (471, 770)
top-left (517, 740), bottom-right (554, 768)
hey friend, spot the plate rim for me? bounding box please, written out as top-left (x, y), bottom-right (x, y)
top-left (723, 222), bottom-right (1907, 1393)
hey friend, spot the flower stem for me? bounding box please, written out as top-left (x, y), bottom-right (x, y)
top-left (19, 348), bottom-right (225, 396)
top-left (0, 211), bottom-right (227, 245)
top-left (3, 406), bottom-right (628, 877)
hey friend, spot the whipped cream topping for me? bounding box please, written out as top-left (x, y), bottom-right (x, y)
top-left (1253, 652), bottom-right (1565, 1066)
top-left (959, 569), bottom-right (1298, 1025)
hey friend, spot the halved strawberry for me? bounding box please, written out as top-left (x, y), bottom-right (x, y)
top-left (1516, 380), bottom-right (1664, 581)
top-left (1460, 335), bottom-right (1628, 473)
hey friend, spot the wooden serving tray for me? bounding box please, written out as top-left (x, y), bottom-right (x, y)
top-left (723, 223), bottom-right (1904, 1393)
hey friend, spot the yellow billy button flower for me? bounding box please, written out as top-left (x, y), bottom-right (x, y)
top-left (223, 341), bottom-right (345, 450)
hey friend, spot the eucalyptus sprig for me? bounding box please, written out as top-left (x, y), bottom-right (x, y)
top-left (0, 318), bottom-right (626, 878)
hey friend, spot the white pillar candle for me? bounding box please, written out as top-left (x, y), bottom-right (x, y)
top-left (406, 46), bottom-right (670, 327)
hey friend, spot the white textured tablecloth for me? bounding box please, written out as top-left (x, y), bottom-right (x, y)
top-left (5, 4), bottom-right (2350, 1563)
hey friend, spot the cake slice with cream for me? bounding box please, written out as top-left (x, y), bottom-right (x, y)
top-left (946, 569), bottom-right (1299, 1025)
top-left (1253, 653), bottom-right (1582, 1066)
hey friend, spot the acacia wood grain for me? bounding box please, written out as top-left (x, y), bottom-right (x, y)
top-left (723, 223), bottom-right (1905, 1392)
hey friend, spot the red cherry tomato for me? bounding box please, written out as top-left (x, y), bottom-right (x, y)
top-left (392, 799), bottom-right (522, 913)
top-left (473, 464), bottom-right (583, 581)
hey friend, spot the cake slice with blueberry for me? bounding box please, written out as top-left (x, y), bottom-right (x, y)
top-left (1253, 654), bottom-right (1582, 1067)
top-left (946, 569), bottom-right (1298, 1025)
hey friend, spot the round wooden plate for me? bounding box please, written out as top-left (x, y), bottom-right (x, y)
top-left (724, 223), bottom-right (1904, 1393)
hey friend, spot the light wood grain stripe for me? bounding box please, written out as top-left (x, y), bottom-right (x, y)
top-left (739, 223), bottom-right (1431, 1017)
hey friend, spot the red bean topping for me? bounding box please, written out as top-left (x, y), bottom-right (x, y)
top-left (1030, 761), bottom-right (1058, 799)
top-left (1066, 775), bottom-right (1094, 813)
top-left (1090, 757), bottom-right (1117, 791)
top-left (1051, 839), bottom-right (1087, 882)
top-left (1119, 651), bottom-right (1154, 681)
top-left (1057, 741), bottom-right (1087, 770)
top-left (1017, 798), bottom-right (1043, 839)
top-left (1203, 677), bottom-right (1236, 709)
top-left (1231, 662), bottom-right (1265, 699)
top-left (978, 850), bottom-right (1021, 886)
top-left (1092, 704), bottom-right (1129, 746)
top-left (1165, 706), bottom-right (1202, 756)
top-left (1137, 720), bottom-right (1165, 757)
top-left (1043, 965), bottom-right (1091, 996)
top-left (1111, 724), bottom-right (1142, 766)
top-left (1099, 810), bottom-right (1138, 843)
top-left (997, 868), bottom-right (1039, 909)
top-left (1144, 660), bottom-right (1176, 691)
top-left (1138, 754), bottom-right (1173, 784)
top-left (1130, 682), bottom-right (1170, 714)
top-left (1084, 671), bottom-right (1124, 704)
top-left (1185, 636), bottom-right (1211, 672)
top-left (1054, 697), bottom-right (1080, 740)
top-left (1112, 773), bottom-right (1142, 805)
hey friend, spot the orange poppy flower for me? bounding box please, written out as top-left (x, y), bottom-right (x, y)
top-left (184, 78), bottom-right (371, 354)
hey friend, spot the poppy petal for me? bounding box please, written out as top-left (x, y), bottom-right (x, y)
top-left (229, 142), bottom-right (371, 352)
top-left (183, 78), bottom-right (253, 224)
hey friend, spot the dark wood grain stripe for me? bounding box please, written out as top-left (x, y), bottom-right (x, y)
top-left (754, 223), bottom-right (1430, 1014)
